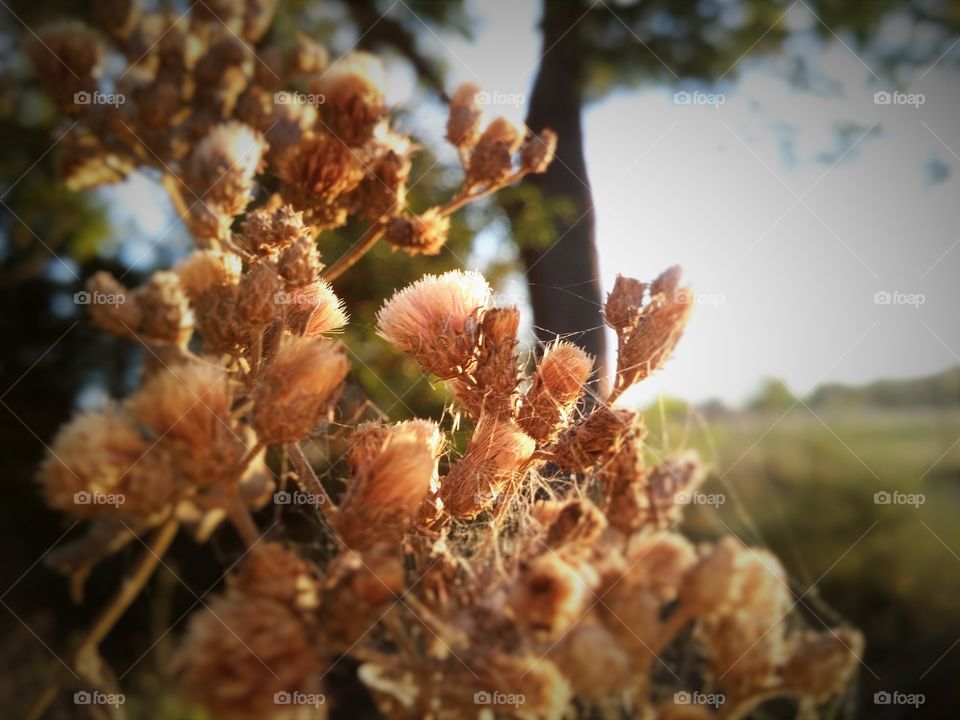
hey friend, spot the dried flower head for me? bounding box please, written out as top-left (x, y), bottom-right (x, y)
top-left (174, 594), bottom-right (319, 720)
top-left (230, 542), bottom-right (320, 614)
top-left (240, 204), bottom-right (311, 257)
top-left (550, 405), bottom-right (641, 472)
top-left (137, 270), bottom-right (194, 344)
top-left (252, 336), bottom-right (348, 443)
top-left (376, 270), bottom-right (491, 379)
top-left (57, 128), bottom-right (135, 191)
top-left (521, 128), bottom-right (558, 174)
top-left (337, 430), bottom-right (439, 549)
top-left (185, 122), bottom-right (267, 217)
top-left (278, 133), bottom-right (365, 227)
top-left (175, 250), bottom-right (243, 301)
top-left (128, 360), bottom-right (246, 488)
top-left (384, 208), bottom-right (450, 256)
top-left (277, 233), bottom-right (323, 287)
top-left (518, 341), bottom-right (592, 444)
top-left (84, 271), bottom-right (141, 339)
top-left (446, 83), bottom-right (484, 149)
top-left (453, 306), bottom-right (521, 420)
top-left (313, 51), bottom-right (386, 146)
top-left (606, 268), bottom-right (693, 399)
top-left (39, 407), bottom-right (176, 521)
top-left (509, 553), bottom-right (594, 639)
top-left (27, 22), bottom-right (104, 106)
top-left (440, 417), bottom-right (535, 518)
top-left (280, 278), bottom-right (349, 336)
top-left (467, 116), bottom-right (522, 188)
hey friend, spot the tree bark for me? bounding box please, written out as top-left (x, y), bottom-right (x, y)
top-left (519, 0), bottom-right (607, 388)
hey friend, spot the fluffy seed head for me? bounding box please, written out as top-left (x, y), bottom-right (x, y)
top-left (314, 51), bottom-right (386, 146)
top-left (174, 250), bottom-right (242, 301)
top-left (278, 134), bottom-right (365, 227)
top-left (174, 594), bottom-right (319, 720)
top-left (252, 336), bottom-right (348, 443)
top-left (186, 122), bottom-right (267, 216)
top-left (519, 342), bottom-right (592, 444)
top-left (376, 270), bottom-right (491, 379)
top-left (279, 278), bottom-right (349, 336)
top-left (137, 271), bottom-right (194, 345)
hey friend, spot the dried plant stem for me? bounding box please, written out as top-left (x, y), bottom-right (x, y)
top-left (286, 442), bottom-right (338, 515)
top-left (322, 227), bottom-right (386, 282)
top-left (28, 517), bottom-right (180, 720)
top-left (228, 496), bottom-right (261, 547)
top-left (161, 173), bottom-right (191, 222)
top-left (440, 170), bottom-right (528, 216)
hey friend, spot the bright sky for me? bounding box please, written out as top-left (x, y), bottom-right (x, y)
top-left (416, 0), bottom-right (960, 405)
top-left (107, 0), bottom-right (960, 406)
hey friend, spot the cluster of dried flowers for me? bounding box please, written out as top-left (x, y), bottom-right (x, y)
top-left (28, 2), bottom-right (861, 719)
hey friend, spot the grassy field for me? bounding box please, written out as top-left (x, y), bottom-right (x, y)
top-left (645, 402), bottom-right (960, 715)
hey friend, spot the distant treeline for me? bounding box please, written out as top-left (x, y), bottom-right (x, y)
top-left (806, 366), bottom-right (960, 409)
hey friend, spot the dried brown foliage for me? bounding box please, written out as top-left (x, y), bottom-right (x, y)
top-left (28, 4), bottom-right (860, 719)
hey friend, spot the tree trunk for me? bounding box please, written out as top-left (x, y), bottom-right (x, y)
top-left (519, 0), bottom-right (607, 388)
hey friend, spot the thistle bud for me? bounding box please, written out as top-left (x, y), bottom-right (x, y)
top-left (314, 51), bottom-right (386, 146)
top-left (174, 594), bottom-right (319, 720)
top-left (550, 405), bottom-right (641, 472)
top-left (453, 306), bottom-right (521, 420)
top-left (26, 22), bottom-right (104, 107)
top-left (85, 271), bottom-right (141, 338)
top-left (337, 429), bottom-right (439, 549)
top-left (518, 341), bottom-right (592, 444)
top-left (278, 134), bottom-right (365, 228)
top-left (251, 336), bottom-right (348, 443)
top-left (440, 418), bottom-right (535, 519)
top-left (185, 122), bottom-right (267, 217)
top-left (384, 209), bottom-right (450, 256)
top-left (606, 268), bottom-right (693, 398)
top-left (230, 542), bottom-right (320, 614)
top-left (467, 117), bottom-right (522, 188)
top-left (240, 204), bottom-right (311, 257)
top-left (39, 407), bottom-right (177, 522)
top-left (446, 83), bottom-right (483, 149)
top-left (137, 271), bottom-right (194, 345)
top-left (236, 260), bottom-right (281, 328)
top-left (278, 234), bottom-right (323, 287)
top-left (520, 128), bottom-right (558, 174)
top-left (376, 270), bottom-right (491, 379)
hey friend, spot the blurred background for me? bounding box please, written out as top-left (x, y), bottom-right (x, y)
top-left (1, 0), bottom-right (958, 717)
